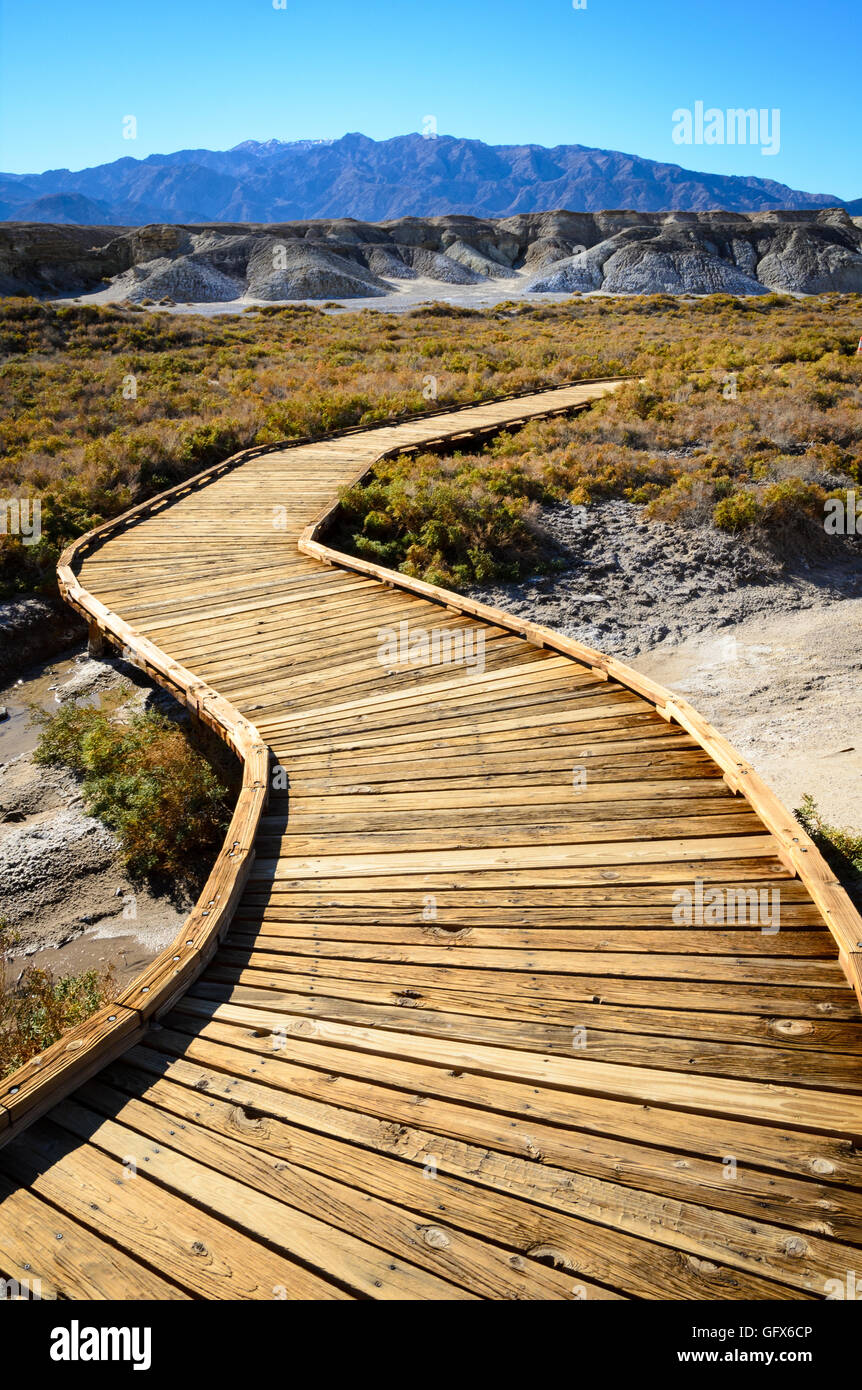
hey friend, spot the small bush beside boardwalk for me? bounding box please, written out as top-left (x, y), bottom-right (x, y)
top-left (0, 921), bottom-right (115, 1078)
top-left (796, 795), bottom-right (862, 903)
top-left (32, 702), bottom-right (231, 880)
top-left (0, 703), bottom-right (233, 1077)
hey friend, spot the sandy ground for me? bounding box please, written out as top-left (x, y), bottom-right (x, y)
top-left (472, 500), bottom-right (862, 829)
top-left (632, 605), bottom-right (862, 828)
top-left (53, 270), bottom-right (655, 318)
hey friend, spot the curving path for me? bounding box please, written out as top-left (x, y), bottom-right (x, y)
top-left (1, 381), bottom-right (861, 1300)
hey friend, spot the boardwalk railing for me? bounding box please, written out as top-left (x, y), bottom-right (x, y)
top-left (1, 375), bottom-right (860, 1155)
top-left (301, 453), bottom-right (862, 1012)
top-left (0, 378), bottom-right (626, 1148)
top-left (0, 552), bottom-right (269, 1146)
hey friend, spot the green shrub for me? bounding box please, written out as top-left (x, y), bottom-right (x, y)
top-left (714, 491), bottom-right (760, 532)
top-left (795, 795), bottom-right (862, 883)
top-left (334, 450), bottom-right (548, 587)
top-left (0, 922), bottom-right (115, 1078)
top-left (178, 420), bottom-right (249, 470)
top-left (759, 477), bottom-right (826, 526)
top-left (33, 704), bottom-right (229, 879)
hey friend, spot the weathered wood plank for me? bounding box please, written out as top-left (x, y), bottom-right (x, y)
top-left (1, 375), bottom-right (858, 1303)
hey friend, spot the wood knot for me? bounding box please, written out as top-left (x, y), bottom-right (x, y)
top-left (526, 1244), bottom-right (575, 1271)
top-left (420, 1226), bottom-right (451, 1249)
top-left (809, 1157), bottom-right (835, 1175)
top-left (230, 1105), bottom-right (266, 1135)
top-left (782, 1236), bottom-right (808, 1259)
top-left (769, 1018), bottom-right (813, 1038)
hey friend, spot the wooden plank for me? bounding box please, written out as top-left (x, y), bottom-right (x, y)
top-left (171, 997), bottom-right (862, 1135)
top-left (113, 1048), bottom-right (862, 1245)
top-left (145, 1025), bottom-right (862, 1191)
top-left (89, 1068), bottom-right (826, 1299)
top-left (0, 1120), bottom-right (347, 1300)
top-left (0, 1173), bottom-right (190, 1300)
top-left (0, 374), bottom-right (856, 1302)
top-left (202, 960), bottom-right (862, 1049)
top-left (189, 977), bottom-right (862, 1090)
top-left (78, 1080), bottom-right (595, 1301)
top-left (211, 946), bottom-right (858, 1019)
top-left (49, 1099), bottom-right (472, 1301)
top-left (221, 934), bottom-right (845, 988)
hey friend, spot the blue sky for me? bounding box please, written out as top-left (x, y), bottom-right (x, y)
top-left (0, 0), bottom-right (858, 197)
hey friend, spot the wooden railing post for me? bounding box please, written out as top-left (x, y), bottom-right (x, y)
top-left (87, 618), bottom-right (107, 658)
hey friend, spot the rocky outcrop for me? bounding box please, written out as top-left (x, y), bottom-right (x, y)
top-left (0, 222), bottom-right (128, 295)
top-left (360, 244), bottom-right (416, 279)
top-left (526, 224), bottom-right (769, 296)
top-left (244, 238), bottom-right (390, 299)
top-left (2, 208), bottom-right (860, 301)
top-left (755, 223), bottom-right (862, 292)
top-left (524, 213), bottom-right (862, 296)
top-left (113, 254), bottom-right (244, 302)
top-left (399, 245), bottom-right (482, 284)
top-left (441, 238), bottom-right (519, 279)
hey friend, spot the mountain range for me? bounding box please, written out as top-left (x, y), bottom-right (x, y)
top-left (1, 133), bottom-right (859, 225)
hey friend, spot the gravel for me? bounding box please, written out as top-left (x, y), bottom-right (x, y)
top-left (468, 499), bottom-right (862, 656)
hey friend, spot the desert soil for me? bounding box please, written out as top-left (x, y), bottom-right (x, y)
top-left (471, 499), bottom-right (862, 828)
top-left (0, 651), bottom-right (192, 989)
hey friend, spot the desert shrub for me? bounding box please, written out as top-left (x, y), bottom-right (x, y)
top-left (0, 922), bottom-right (115, 1078)
top-left (758, 476), bottom-right (827, 537)
top-left (710, 476), bottom-right (831, 547)
top-left (714, 491), bottom-right (760, 532)
top-left (795, 795), bottom-right (862, 886)
top-left (33, 704), bottom-right (229, 879)
top-left (2, 293), bottom-right (860, 595)
top-left (177, 419), bottom-right (250, 470)
top-left (336, 450), bottom-right (548, 587)
top-left (712, 475), bottom-right (736, 499)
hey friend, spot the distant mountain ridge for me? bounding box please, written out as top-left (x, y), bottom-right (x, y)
top-left (1, 133), bottom-right (856, 225)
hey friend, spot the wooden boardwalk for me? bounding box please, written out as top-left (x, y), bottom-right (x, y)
top-left (1, 381), bottom-right (861, 1300)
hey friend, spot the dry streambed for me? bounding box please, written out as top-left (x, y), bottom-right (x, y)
top-left (0, 652), bottom-right (191, 990)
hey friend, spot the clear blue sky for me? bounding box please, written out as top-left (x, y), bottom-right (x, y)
top-left (0, 0), bottom-right (858, 197)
